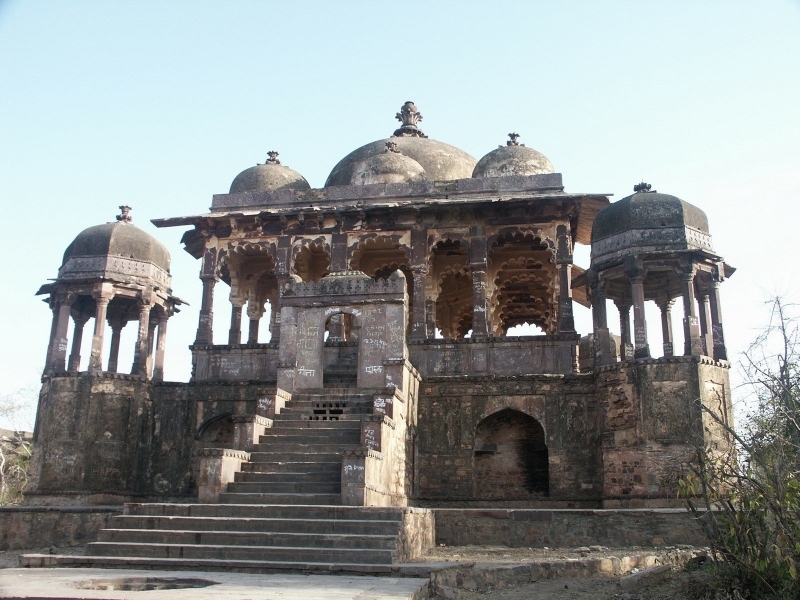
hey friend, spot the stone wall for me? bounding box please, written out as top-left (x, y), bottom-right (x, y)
top-left (415, 375), bottom-right (600, 504)
top-left (434, 508), bottom-right (707, 547)
top-left (27, 375), bottom-right (280, 504)
top-left (598, 358), bottom-right (730, 507)
top-left (27, 374), bottom-right (153, 506)
top-left (0, 506), bottom-right (122, 551)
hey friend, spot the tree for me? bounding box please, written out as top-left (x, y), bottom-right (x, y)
top-left (681, 296), bottom-right (800, 599)
top-left (0, 386), bottom-right (36, 505)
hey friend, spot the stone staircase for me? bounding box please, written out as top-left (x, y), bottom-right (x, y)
top-left (25, 388), bottom-right (433, 573)
top-left (219, 389), bottom-right (373, 505)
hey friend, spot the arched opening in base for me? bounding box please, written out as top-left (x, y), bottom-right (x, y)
top-left (474, 408), bottom-right (549, 499)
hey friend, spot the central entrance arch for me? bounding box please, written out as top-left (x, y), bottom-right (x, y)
top-left (474, 408), bottom-right (549, 499)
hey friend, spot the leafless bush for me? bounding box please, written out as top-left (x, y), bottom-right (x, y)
top-left (681, 297), bottom-right (800, 599)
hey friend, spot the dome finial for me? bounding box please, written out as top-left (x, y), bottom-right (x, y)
top-left (393, 101), bottom-right (427, 138)
top-left (507, 133), bottom-right (523, 146)
top-left (116, 205), bottom-right (132, 223)
top-left (266, 151), bottom-right (281, 165)
top-left (633, 181), bottom-right (653, 193)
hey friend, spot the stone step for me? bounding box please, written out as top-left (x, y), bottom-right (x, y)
top-left (279, 406), bottom-right (373, 415)
top-left (247, 452), bottom-right (343, 463)
top-left (23, 554), bottom-right (418, 576)
top-left (234, 471), bottom-right (341, 483)
top-left (226, 481), bottom-right (341, 494)
top-left (274, 413), bottom-right (365, 421)
top-left (97, 529), bottom-right (397, 550)
top-left (257, 433), bottom-right (360, 444)
top-left (271, 420), bottom-right (362, 430)
top-left (111, 515), bottom-right (401, 536)
top-left (258, 432), bottom-right (361, 444)
top-left (291, 388), bottom-right (386, 399)
top-left (85, 542), bottom-right (395, 564)
top-left (124, 503), bottom-right (405, 521)
top-left (218, 492), bottom-right (342, 505)
top-left (251, 443), bottom-right (359, 453)
top-left (240, 462), bottom-right (340, 474)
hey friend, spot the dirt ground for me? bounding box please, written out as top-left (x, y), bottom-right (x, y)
top-left (430, 570), bottom-right (719, 600)
top-left (421, 543), bottom-right (696, 563)
top-left (423, 545), bottom-right (723, 600)
top-left (2, 545), bottom-right (726, 599)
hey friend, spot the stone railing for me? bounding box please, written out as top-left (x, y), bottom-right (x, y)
top-left (210, 173), bottom-right (564, 212)
top-left (409, 334), bottom-right (580, 377)
top-left (191, 344), bottom-right (279, 381)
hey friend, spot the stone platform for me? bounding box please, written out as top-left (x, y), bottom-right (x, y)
top-left (0, 568), bottom-right (430, 599)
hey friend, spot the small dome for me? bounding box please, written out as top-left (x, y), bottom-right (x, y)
top-left (472, 133), bottom-right (554, 178)
top-left (63, 207), bottom-right (170, 272)
top-left (325, 102), bottom-right (477, 187)
top-left (350, 142), bottom-right (427, 185)
top-left (592, 183), bottom-right (710, 243)
top-left (230, 151), bottom-right (310, 194)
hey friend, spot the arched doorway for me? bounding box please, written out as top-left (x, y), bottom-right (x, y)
top-left (474, 408), bottom-right (549, 499)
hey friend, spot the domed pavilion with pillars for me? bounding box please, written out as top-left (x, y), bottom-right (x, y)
top-left (583, 182), bottom-right (733, 365)
top-left (24, 102), bottom-right (736, 571)
top-left (36, 206), bottom-right (183, 380)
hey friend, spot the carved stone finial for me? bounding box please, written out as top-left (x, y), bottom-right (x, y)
top-left (392, 101), bottom-right (427, 138)
top-left (385, 141), bottom-right (400, 153)
top-left (507, 133), bottom-right (522, 146)
top-left (633, 181), bottom-right (653, 193)
top-left (266, 151), bottom-right (281, 165)
top-left (116, 205), bottom-right (132, 223)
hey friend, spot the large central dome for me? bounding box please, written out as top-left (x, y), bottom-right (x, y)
top-left (325, 102), bottom-right (477, 187)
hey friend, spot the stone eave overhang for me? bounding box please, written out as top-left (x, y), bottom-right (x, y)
top-left (153, 190), bottom-right (610, 248)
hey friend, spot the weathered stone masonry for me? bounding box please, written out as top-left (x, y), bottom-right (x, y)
top-left (27, 103), bottom-right (734, 512)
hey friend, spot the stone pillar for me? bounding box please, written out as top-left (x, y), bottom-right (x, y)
top-left (409, 227), bottom-right (428, 340)
top-left (681, 270), bottom-right (703, 356)
top-left (246, 293), bottom-right (264, 344)
top-left (272, 238), bottom-right (291, 345)
top-left (630, 276), bottom-right (650, 358)
top-left (228, 300), bottom-right (244, 345)
top-left (248, 317), bottom-right (260, 344)
top-left (658, 299), bottom-right (675, 357)
top-left (615, 302), bottom-right (632, 360)
top-left (699, 293), bottom-right (714, 357)
top-left (152, 315), bottom-right (168, 382)
top-left (410, 266), bottom-right (428, 340)
top-left (133, 302), bottom-right (152, 375)
top-left (44, 302), bottom-right (60, 373)
top-left (709, 279), bottom-right (727, 361)
top-left (88, 296), bottom-right (111, 371)
top-left (556, 224), bottom-right (576, 333)
top-left (107, 317), bottom-right (127, 374)
top-left (330, 233), bottom-right (348, 272)
top-left (469, 230), bottom-right (489, 338)
top-left (146, 319), bottom-right (158, 377)
top-left (425, 298), bottom-right (436, 339)
top-left (589, 270), bottom-right (615, 367)
top-left (195, 275), bottom-right (216, 345)
top-left (50, 300), bottom-right (73, 373)
top-left (327, 313), bottom-right (345, 342)
top-left (68, 315), bottom-right (89, 372)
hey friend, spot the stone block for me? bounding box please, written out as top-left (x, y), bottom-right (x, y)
top-left (196, 448), bottom-right (250, 503)
top-left (619, 564), bottom-right (672, 592)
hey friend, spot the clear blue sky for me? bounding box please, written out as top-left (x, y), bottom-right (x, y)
top-left (1, 1), bottom-right (798, 428)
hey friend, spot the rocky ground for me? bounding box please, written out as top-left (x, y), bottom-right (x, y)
top-left (423, 545), bottom-right (723, 600)
top-left (430, 570), bottom-right (720, 600)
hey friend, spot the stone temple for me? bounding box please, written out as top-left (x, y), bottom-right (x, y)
top-left (23, 102), bottom-right (734, 569)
